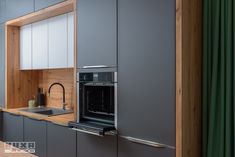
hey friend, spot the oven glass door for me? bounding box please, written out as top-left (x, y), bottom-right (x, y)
top-left (80, 83), bottom-right (114, 124)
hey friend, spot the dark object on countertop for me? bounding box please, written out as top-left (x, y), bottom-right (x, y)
top-left (37, 88), bottom-right (45, 107)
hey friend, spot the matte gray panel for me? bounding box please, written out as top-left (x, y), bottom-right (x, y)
top-left (5, 0), bottom-right (34, 21)
top-left (0, 112), bottom-right (2, 140)
top-left (3, 112), bottom-right (24, 142)
top-left (77, 0), bottom-right (117, 68)
top-left (118, 0), bottom-right (176, 147)
top-left (24, 117), bottom-right (47, 157)
top-left (47, 122), bottom-right (76, 157)
top-left (0, 0), bottom-right (6, 23)
top-left (35, 0), bottom-right (65, 11)
top-left (77, 132), bottom-right (117, 157)
top-left (0, 24), bottom-right (5, 107)
top-left (118, 137), bottom-right (175, 157)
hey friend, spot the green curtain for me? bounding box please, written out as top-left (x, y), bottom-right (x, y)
top-left (203, 0), bottom-right (235, 157)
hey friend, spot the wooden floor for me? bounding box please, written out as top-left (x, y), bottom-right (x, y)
top-left (0, 141), bottom-right (37, 157)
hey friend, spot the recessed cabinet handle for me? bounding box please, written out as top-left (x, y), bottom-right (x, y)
top-left (120, 136), bottom-right (175, 149)
top-left (80, 65), bottom-right (112, 69)
top-left (71, 128), bottom-right (103, 137)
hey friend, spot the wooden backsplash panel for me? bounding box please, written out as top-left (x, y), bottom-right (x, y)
top-left (38, 69), bottom-right (74, 110)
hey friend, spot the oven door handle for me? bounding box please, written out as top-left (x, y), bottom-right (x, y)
top-left (71, 128), bottom-right (104, 137)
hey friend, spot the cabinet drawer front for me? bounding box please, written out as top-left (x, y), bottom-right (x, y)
top-left (118, 137), bottom-right (175, 157)
top-left (23, 117), bottom-right (47, 157)
top-left (118, 0), bottom-right (176, 146)
top-left (77, 132), bottom-right (117, 157)
top-left (48, 14), bottom-right (68, 69)
top-left (77, 0), bottom-right (117, 68)
top-left (47, 122), bottom-right (76, 157)
top-left (20, 24), bottom-right (32, 70)
top-left (3, 112), bottom-right (23, 142)
top-left (32, 19), bottom-right (48, 69)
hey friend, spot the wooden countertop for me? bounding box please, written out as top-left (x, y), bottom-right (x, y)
top-left (1, 108), bottom-right (75, 127)
top-left (0, 141), bottom-right (37, 157)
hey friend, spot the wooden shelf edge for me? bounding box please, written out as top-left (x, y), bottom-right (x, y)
top-left (5, 0), bottom-right (75, 26)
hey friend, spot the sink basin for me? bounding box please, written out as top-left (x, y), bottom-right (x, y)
top-left (20, 107), bottom-right (73, 116)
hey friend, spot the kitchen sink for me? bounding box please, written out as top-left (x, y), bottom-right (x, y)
top-left (20, 107), bottom-right (73, 116)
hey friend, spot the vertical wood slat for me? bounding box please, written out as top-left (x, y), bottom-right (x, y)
top-left (176, 0), bottom-right (202, 157)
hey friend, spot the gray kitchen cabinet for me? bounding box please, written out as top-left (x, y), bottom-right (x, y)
top-left (77, 132), bottom-right (117, 157)
top-left (3, 112), bottom-right (24, 142)
top-left (0, 0), bottom-right (6, 23)
top-left (0, 24), bottom-right (5, 107)
top-left (35, 0), bottom-right (65, 11)
top-left (118, 137), bottom-right (175, 157)
top-left (0, 111), bottom-right (2, 141)
top-left (77, 0), bottom-right (117, 68)
top-left (5, 0), bottom-right (34, 21)
top-left (47, 122), bottom-right (76, 157)
top-left (117, 0), bottom-right (176, 156)
top-left (24, 117), bottom-right (47, 157)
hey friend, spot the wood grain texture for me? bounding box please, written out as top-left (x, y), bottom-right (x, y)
top-left (38, 69), bottom-right (75, 110)
top-left (176, 0), bottom-right (182, 156)
top-left (5, 26), bottom-right (39, 109)
top-left (6, 0), bottom-right (75, 26)
top-left (176, 0), bottom-right (202, 157)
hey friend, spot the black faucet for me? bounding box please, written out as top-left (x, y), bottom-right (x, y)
top-left (48, 82), bottom-right (67, 110)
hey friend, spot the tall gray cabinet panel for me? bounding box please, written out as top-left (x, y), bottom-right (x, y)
top-left (5, 0), bottom-right (34, 21)
top-left (0, 24), bottom-right (5, 107)
top-left (0, 0), bottom-right (6, 23)
top-left (35, 0), bottom-right (65, 11)
top-left (117, 0), bottom-right (176, 156)
top-left (47, 122), bottom-right (76, 157)
top-left (0, 111), bottom-right (2, 141)
top-left (3, 112), bottom-right (24, 142)
top-left (24, 117), bottom-right (47, 157)
top-left (77, 0), bottom-right (117, 68)
top-left (77, 132), bottom-right (117, 157)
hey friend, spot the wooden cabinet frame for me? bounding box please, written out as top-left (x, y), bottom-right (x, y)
top-left (176, 0), bottom-right (202, 157)
top-left (4, 0), bottom-right (77, 119)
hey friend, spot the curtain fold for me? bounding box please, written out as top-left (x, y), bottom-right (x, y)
top-left (203, 0), bottom-right (234, 157)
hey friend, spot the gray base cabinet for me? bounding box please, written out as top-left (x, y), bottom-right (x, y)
top-left (3, 112), bottom-right (24, 142)
top-left (77, 132), bottom-right (117, 157)
top-left (118, 137), bottom-right (175, 157)
top-left (24, 117), bottom-right (47, 157)
top-left (35, 0), bottom-right (65, 11)
top-left (0, 24), bottom-right (5, 108)
top-left (47, 122), bottom-right (76, 157)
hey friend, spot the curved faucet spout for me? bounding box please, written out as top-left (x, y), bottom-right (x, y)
top-left (48, 82), bottom-right (66, 110)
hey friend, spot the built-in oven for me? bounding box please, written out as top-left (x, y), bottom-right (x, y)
top-left (69, 71), bottom-right (117, 136)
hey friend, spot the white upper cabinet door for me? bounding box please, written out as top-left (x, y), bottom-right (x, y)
top-left (67, 12), bottom-right (75, 68)
top-left (20, 24), bottom-right (32, 70)
top-left (32, 19), bottom-right (48, 69)
top-left (48, 14), bottom-right (67, 69)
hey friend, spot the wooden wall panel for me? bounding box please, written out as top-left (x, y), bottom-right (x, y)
top-left (176, 0), bottom-right (202, 157)
top-left (38, 69), bottom-right (74, 110)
